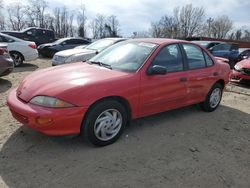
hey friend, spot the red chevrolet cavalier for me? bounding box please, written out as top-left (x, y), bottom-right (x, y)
top-left (7, 39), bottom-right (231, 146)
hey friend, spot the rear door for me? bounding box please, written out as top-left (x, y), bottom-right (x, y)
top-left (181, 43), bottom-right (217, 104)
top-left (140, 44), bottom-right (188, 116)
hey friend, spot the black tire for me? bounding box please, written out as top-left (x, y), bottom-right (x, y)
top-left (9, 52), bottom-right (24, 67)
top-left (49, 50), bottom-right (57, 58)
top-left (81, 100), bottom-right (127, 146)
top-left (201, 83), bottom-right (223, 112)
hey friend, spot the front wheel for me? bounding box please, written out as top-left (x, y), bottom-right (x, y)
top-left (81, 100), bottom-right (127, 146)
top-left (201, 83), bottom-right (223, 112)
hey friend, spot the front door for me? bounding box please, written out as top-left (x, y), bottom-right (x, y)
top-left (139, 44), bottom-right (188, 117)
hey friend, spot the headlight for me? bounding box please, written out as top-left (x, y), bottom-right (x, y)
top-left (30, 96), bottom-right (75, 108)
top-left (234, 64), bottom-right (242, 71)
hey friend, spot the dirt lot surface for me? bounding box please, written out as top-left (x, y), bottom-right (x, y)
top-left (0, 59), bottom-right (250, 188)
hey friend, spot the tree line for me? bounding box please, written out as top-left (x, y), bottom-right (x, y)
top-left (0, 1), bottom-right (249, 41)
top-left (0, 0), bottom-right (120, 38)
top-left (143, 4), bottom-right (250, 41)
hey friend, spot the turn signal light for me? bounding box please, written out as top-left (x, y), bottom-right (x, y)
top-left (36, 117), bottom-right (53, 125)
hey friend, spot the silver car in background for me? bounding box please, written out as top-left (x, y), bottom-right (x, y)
top-left (52, 38), bottom-right (126, 66)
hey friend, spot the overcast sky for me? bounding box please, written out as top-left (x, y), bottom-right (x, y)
top-left (5, 0), bottom-right (250, 37)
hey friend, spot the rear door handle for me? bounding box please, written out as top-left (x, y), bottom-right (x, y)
top-left (180, 77), bottom-right (187, 82)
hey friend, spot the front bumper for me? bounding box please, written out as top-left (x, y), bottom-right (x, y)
top-left (231, 70), bottom-right (250, 82)
top-left (7, 89), bottom-right (88, 136)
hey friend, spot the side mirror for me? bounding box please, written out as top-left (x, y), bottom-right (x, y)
top-left (147, 65), bottom-right (167, 75)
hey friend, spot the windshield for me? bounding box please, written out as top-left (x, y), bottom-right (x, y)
top-left (86, 39), bottom-right (115, 52)
top-left (89, 41), bottom-right (158, 72)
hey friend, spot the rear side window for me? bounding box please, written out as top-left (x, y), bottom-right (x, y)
top-left (151, 44), bottom-right (183, 72)
top-left (183, 44), bottom-right (206, 69)
top-left (77, 39), bottom-right (90, 45)
top-left (204, 52), bottom-right (214, 67)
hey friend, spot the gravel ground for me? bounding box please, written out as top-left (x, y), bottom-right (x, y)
top-left (0, 59), bottom-right (249, 188)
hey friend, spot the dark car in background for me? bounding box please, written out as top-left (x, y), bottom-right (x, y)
top-left (237, 48), bottom-right (250, 62)
top-left (209, 43), bottom-right (239, 69)
top-left (0, 48), bottom-right (14, 77)
top-left (38, 37), bottom-right (91, 58)
top-left (192, 40), bottom-right (223, 49)
top-left (2, 27), bottom-right (56, 46)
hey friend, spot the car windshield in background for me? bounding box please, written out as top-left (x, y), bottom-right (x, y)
top-left (53, 38), bottom-right (68, 45)
top-left (86, 39), bottom-right (114, 52)
top-left (89, 41), bottom-right (158, 72)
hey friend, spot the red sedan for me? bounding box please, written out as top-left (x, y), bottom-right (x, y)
top-left (231, 58), bottom-right (250, 82)
top-left (7, 39), bottom-right (231, 146)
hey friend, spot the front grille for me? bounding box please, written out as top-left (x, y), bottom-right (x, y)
top-left (243, 68), bottom-right (250, 75)
top-left (10, 109), bottom-right (29, 124)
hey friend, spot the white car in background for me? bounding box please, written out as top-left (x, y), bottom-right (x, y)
top-left (52, 38), bottom-right (126, 66)
top-left (0, 33), bottom-right (38, 66)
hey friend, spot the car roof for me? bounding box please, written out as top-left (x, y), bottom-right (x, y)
top-left (192, 40), bottom-right (224, 44)
top-left (127, 38), bottom-right (188, 45)
top-left (99, 37), bottom-right (127, 42)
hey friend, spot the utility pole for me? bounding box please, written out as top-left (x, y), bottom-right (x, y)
top-left (207, 17), bottom-right (214, 37)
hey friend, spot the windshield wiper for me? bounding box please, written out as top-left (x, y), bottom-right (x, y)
top-left (87, 61), bottom-right (112, 69)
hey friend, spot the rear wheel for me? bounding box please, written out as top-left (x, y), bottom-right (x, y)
top-left (201, 83), bottom-right (223, 112)
top-left (9, 52), bottom-right (24, 67)
top-left (81, 100), bottom-right (127, 146)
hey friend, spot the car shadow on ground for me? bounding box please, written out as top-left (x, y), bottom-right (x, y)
top-left (0, 78), bottom-right (12, 93)
top-left (230, 81), bottom-right (250, 89)
top-left (13, 63), bottom-right (38, 73)
top-left (0, 105), bottom-right (249, 188)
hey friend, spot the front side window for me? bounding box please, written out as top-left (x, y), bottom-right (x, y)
top-left (89, 41), bottom-right (158, 72)
top-left (212, 44), bottom-right (231, 51)
top-left (151, 44), bottom-right (183, 72)
top-left (183, 44), bottom-right (206, 69)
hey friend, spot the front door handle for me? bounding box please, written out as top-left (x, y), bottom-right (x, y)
top-left (180, 77), bottom-right (187, 82)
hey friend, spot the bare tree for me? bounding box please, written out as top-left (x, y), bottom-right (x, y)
top-left (150, 4), bottom-right (205, 38)
top-left (26, 0), bottom-right (48, 28)
top-left (174, 4), bottom-right (205, 38)
top-left (211, 15), bottom-right (233, 38)
top-left (105, 15), bottom-right (119, 37)
top-left (77, 4), bottom-right (87, 37)
top-left (150, 21), bottom-right (163, 38)
top-left (89, 20), bottom-right (98, 39)
top-left (93, 14), bottom-right (106, 38)
top-left (43, 13), bottom-right (55, 30)
top-left (0, 0), bottom-right (5, 30)
top-left (7, 2), bottom-right (26, 31)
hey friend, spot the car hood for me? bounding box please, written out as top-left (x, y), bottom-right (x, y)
top-left (237, 59), bottom-right (250, 69)
top-left (55, 48), bottom-right (96, 57)
top-left (16, 62), bottom-right (131, 103)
